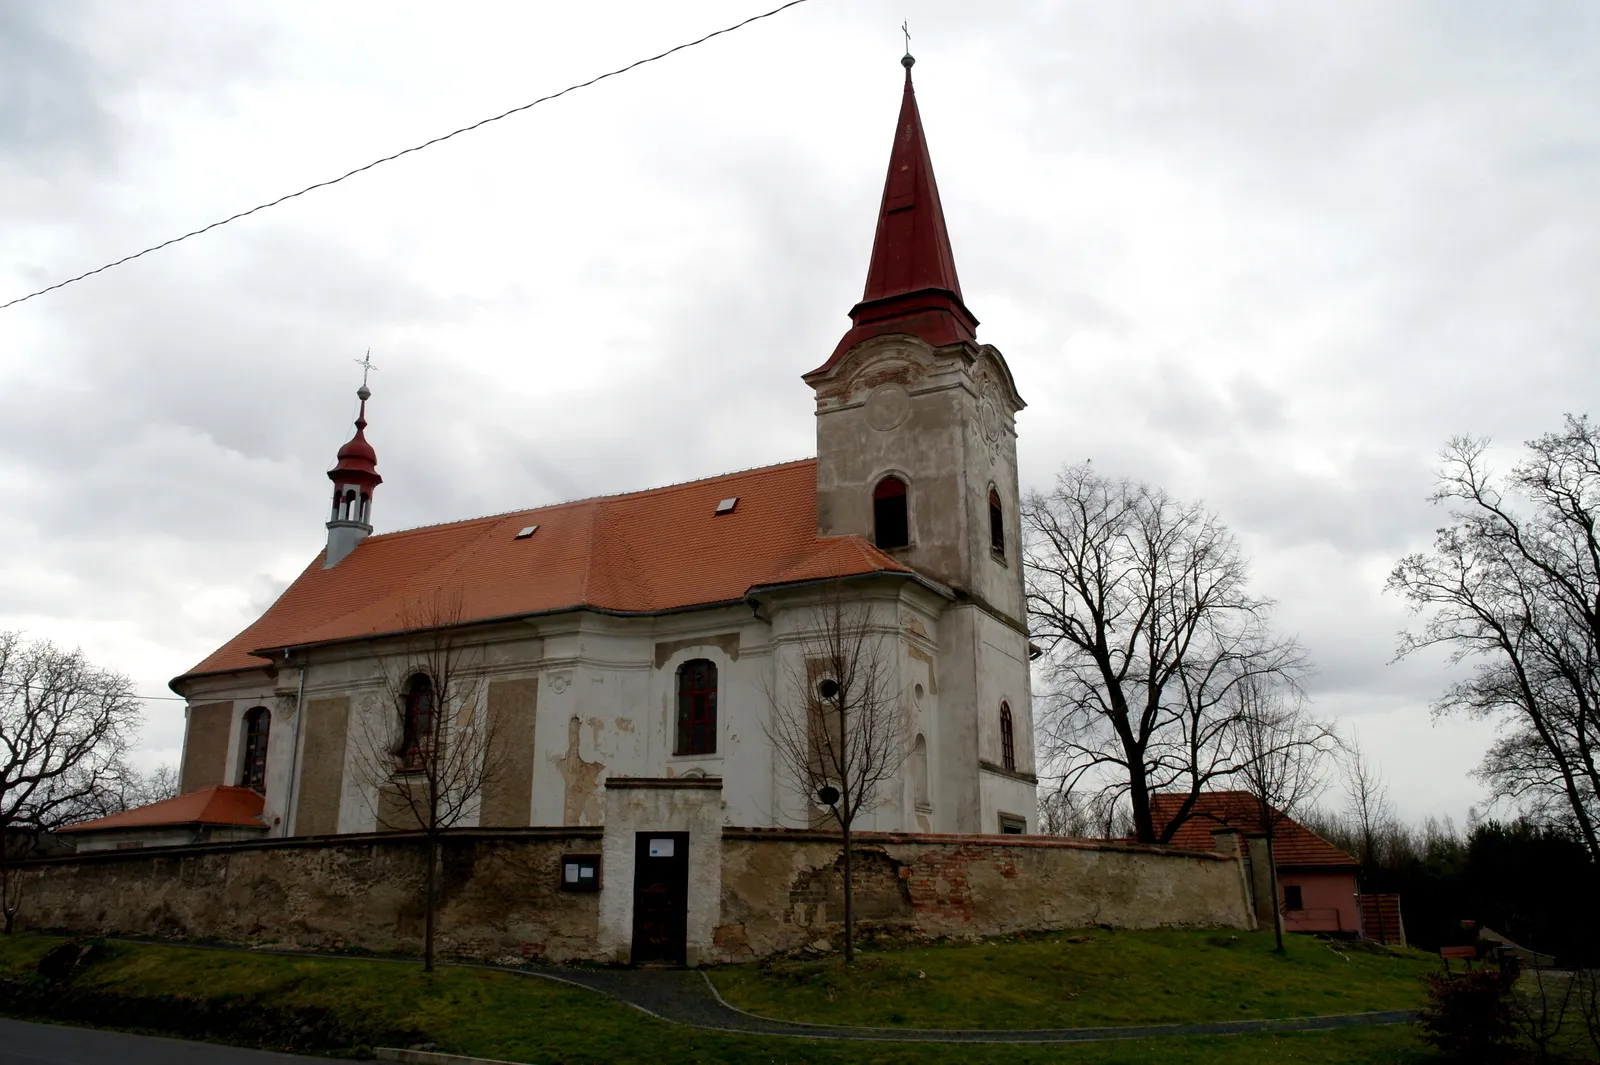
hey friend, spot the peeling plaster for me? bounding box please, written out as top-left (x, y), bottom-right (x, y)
top-left (555, 716), bottom-right (604, 826)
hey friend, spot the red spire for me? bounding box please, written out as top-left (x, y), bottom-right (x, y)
top-left (818, 56), bottom-right (978, 371)
top-left (328, 385), bottom-right (382, 486)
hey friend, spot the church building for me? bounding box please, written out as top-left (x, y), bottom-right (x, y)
top-left (76, 57), bottom-right (1037, 851)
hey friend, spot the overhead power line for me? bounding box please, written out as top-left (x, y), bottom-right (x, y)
top-left (1, 0), bottom-right (813, 312)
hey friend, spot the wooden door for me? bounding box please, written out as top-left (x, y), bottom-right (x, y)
top-left (630, 832), bottom-right (689, 965)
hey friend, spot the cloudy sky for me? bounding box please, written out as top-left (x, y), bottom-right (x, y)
top-left (3, 0), bottom-right (1597, 825)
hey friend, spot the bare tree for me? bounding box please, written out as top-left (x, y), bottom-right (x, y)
top-left (0, 632), bottom-right (141, 933)
top-left (1232, 675), bottom-right (1340, 952)
top-left (1342, 736), bottom-right (1395, 876)
top-left (1037, 787), bottom-right (1128, 839)
top-left (1577, 967), bottom-right (1600, 1060)
top-left (1389, 418), bottom-right (1600, 861)
top-left (1508, 961), bottom-right (1578, 1064)
top-left (764, 592), bottom-right (909, 963)
top-left (133, 764), bottom-right (180, 806)
top-left (1022, 464), bottom-right (1309, 844)
top-left (348, 593), bottom-right (504, 971)
top-left (67, 762), bottom-right (181, 823)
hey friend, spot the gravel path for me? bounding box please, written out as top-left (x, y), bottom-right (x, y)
top-left (514, 964), bottom-right (1419, 1044)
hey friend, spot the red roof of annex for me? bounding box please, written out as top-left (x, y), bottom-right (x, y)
top-left (1151, 791), bottom-right (1359, 868)
top-left (60, 785), bottom-right (265, 834)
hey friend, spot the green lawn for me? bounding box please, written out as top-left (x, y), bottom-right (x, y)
top-left (708, 928), bottom-right (1435, 1030)
top-left (0, 933), bottom-right (1431, 1064)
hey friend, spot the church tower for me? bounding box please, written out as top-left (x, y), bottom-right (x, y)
top-left (805, 55), bottom-right (1033, 834)
top-left (324, 380), bottom-right (382, 568)
top-left (804, 54), bottom-right (1027, 622)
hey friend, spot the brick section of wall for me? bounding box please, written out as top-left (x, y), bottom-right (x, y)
top-left (179, 701), bottom-right (233, 794)
top-left (294, 697), bottom-right (349, 836)
top-left (479, 678), bottom-right (538, 827)
top-left (19, 829), bottom-right (603, 963)
top-left (718, 829), bottom-right (1252, 962)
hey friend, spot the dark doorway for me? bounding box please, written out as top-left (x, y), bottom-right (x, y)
top-left (631, 831), bottom-right (689, 965)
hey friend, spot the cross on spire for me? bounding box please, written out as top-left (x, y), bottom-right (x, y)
top-left (354, 349), bottom-right (378, 391)
top-left (901, 21), bottom-right (911, 56)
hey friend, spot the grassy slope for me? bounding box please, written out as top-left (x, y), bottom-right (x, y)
top-left (0, 934), bottom-right (1428, 1065)
top-left (708, 929), bottom-right (1435, 1029)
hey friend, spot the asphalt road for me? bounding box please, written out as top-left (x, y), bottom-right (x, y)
top-left (0, 1020), bottom-right (338, 1064)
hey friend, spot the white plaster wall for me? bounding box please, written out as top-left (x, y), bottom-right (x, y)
top-left (178, 578), bottom-right (1032, 840)
top-left (960, 348), bottom-right (1026, 619)
top-left (979, 770), bottom-right (1038, 834)
top-left (597, 782), bottom-right (723, 965)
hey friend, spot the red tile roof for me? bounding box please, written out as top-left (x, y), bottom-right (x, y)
top-left (1151, 791), bottom-right (1358, 868)
top-left (59, 786), bottom-right (266, 833)
top-left (178, 459), bottom-right (914, 682)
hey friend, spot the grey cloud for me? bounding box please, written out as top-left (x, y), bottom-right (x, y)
top-left (0, 2), bottom-right (113, 179)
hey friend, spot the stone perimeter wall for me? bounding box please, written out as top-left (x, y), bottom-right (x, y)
top-left (18, 828), bottom-right (604, 964)
top-left (18, 828), bottom-right (1250, 965)
top-left (716, 829), bottom-right (1253, 961)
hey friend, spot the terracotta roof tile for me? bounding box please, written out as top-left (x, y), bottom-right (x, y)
top-left (59, 786), bottom-right (265, 833)
top-left (180, 459), bottom-right (913, 681)
top-left (1151, 791), bottom-right (1358, 868)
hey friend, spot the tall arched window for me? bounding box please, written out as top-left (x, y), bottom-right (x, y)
top-left (399, 673), bottom-right (435, 771)
top-left (873, 475), bottom-right (909, 549)
top-left (989, 487), bottom-right (1006, 557)
top-left (676, 660), bottom-right (718, 755)
top-left (240, 706), bottom-right (270, 791)
top-left (999, 701), bottom-right (1016, 771)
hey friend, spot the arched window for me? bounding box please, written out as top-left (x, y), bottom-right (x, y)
top-left (873, 476), bottom-right (909, 549)
top-left (1000, 701), bottom-right (1016, 771)
top-left (989, 487), bottom-right (1006, 557)
top-left (675, 659), bottom-right (718, 756)
top-left (239, 706), bottom-right (270, 791)
top-left (399, 673), bottom-right (435, 771)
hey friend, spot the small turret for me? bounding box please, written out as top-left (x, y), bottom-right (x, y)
top-left (325, 379), bottom-right (382, 568)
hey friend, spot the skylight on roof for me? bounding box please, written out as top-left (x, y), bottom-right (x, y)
top-left (514, 525), bottom-right (539, 539)
top-left (715, 497), bottom-right (739, 515)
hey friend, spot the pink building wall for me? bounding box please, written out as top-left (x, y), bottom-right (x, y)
top-left (1279, 870), bottom-right (1360, 935)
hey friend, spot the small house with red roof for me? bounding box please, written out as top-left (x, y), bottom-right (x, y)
top-left (60, 786), bottom-right (268, 853)
top-left (135, 55), bottom-right (1038, 864)
top-left (1153, 791), bottom-right (1362, 937)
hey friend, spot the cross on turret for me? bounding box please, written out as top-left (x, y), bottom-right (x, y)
top-left (324, 359), bottom-right (384, 568)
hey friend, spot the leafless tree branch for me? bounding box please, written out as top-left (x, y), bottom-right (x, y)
top-left (762, 590), bottom-right (909, 962)
top-left (0, 631), bottom-right (142, 933)
top-left (1389, 416), bottom-right (1600, 860)
top-left (1022, 463), bottom-right (1310, 843)
top-left (346, 591), bottom-right (505, 970)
